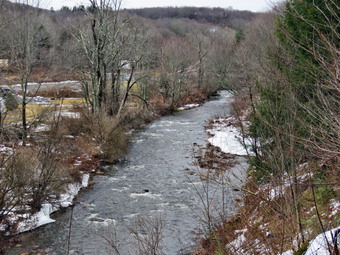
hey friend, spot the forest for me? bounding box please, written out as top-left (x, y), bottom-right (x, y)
top-left (0, 0), bottom-right (339, 254)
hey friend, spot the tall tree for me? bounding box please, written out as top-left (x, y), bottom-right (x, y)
top-left (75, 0), bottom-right (150, 117)
top-left (246, 0), bottom-right (339, 247)
top-left (190, 28), bottom-right (214, 88)
top-left (75, 0), bottom-right (126, 114)
top-left (276, 0), bottom-right (340, 155)
top-left (159, 37), bottom-right (194, 109)
top-left (5, 0), bottom-right (52, 144)
top-left (75, 0), bottom-right (115, 114)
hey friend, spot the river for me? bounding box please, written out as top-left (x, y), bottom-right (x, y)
top-left (7, 91), bottom-right (248, 255)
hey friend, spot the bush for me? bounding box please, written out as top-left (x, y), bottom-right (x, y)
top-left (91, 113), bottom-right (130, 163)
top-left (28, 87), bottom-right (82, 98)
top-left (59, 114), bottom-right (92, 137)
top-left (101, 126), bottom-right (130, 163)
top-left (4, 93), bottom-right (18, 111)
top-left (7, 147), bottom-right (71, 213)
top-left (314, 169), bottom-right (335, 205)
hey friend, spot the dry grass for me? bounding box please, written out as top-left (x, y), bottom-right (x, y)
top-left (28, 87), bottom-right (82, 98)
top-left (4, 98), bottom-right (85, 123)
top-left (91, 113), bottom-right (130, 163)
top-left (195, 160), bottom-right (339, 255)
top-left (193, 143), bottom-right (237, 175)
top-left (181, 88), bottom-right (208, 105)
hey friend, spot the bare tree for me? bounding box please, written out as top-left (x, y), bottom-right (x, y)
top-left (159, 37), bottom-right (194, 109)
top-left (5, 0), bottom-right (52, 145)
top-left (74, 0), bottom-right (123, 115)
top-left (115, 24), bottom-right (149, 117)
top-left (74, 0), bottom-right (150, 118)
top-left (130, 215), bottom-right (165, 255)
top-left (190, 28), bottom-right (215, 89)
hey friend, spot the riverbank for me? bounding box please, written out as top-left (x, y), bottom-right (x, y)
top-left (5, 90), bottom-right (248, 255)
top-left (0, 85), bottom-right (211, 253)
top-left (193, 92), bottom-right (340, 255)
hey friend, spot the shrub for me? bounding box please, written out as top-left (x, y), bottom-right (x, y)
top-left (8, 147), bottom-right (71, 213)
top-left (4, 93), bottom-right (18, 111)
top-left (91, 113), bottom-right (130, 163)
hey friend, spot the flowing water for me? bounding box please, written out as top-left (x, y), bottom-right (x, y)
top-left (8, 91), bottom-right (248, 255)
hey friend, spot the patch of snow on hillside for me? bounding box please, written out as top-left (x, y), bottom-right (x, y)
top-left (0, 145), bottom-right (14, 155)
top-left (305, 227), bottom-right (340, 255)
top-left (280, 250), bottom-right (293, 255)
top-left (227, 229), bottom-right (247, 254)
top-left (330, 200), bottom-right (340, 217)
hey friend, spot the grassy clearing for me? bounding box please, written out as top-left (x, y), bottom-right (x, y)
top-left (51, 98), bottom-right (85, 105)
top-left (4, 99), bottom-right (85, 122)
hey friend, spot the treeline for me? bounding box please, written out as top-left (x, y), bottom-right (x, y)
top-left (0, 0), bottom-right (240, 115)
top-left (51, 5), bottom-right (257, 30)
top-left (126, 7), bottom-right (257, 29)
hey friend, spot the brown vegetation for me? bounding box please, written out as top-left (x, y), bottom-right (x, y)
top-left (194, 1), bottom-right (340, 253)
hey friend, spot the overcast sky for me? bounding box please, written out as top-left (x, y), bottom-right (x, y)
top-left (40, 0), bottom-right (282, 12)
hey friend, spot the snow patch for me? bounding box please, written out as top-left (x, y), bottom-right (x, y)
top-left (2, 173), bottom-right (90, 234)
top-left (17, 204), bottom-right (55, 233)
top-left (34, 124), bottom-right (50, 132)
top-left (82, 174), bottom-right (90, 188)
top-left (64, 135), bottom-right (75, 139)
top-left (7, 80), bottom-right (79, 87)
top-left (330, 200), bottom-right (340, 217)
top-left (0, 145), bottom-right (14, 155)
top-left (305, 227), bottom-right (340, 255)
top-left (227, 229), bottom-right (247, 254)
top-left (177, 103), bottom-right (200, 111)
top-left (53, 110), bottom-right (80, 119)
top-left (206, 118), bottom-right (251, 156)
top-left (27, 96), bottom-right (51, 105)
top-left (59, 175), bottom-right (88, 207)
top-left (280, 250), bottom-right (294, 255)
top-left (267, 182), bottom-right (290, 200)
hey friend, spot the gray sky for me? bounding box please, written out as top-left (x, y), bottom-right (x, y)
top-left (41, 0), bottom-right (282, 12)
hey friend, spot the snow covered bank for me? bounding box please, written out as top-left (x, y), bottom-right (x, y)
top-left (1, 174), bottom-right (90, 234)
top-left (206, 117), bottom-right (252, 156)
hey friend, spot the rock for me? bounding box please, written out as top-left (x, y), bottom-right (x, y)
top-left (234, 196), bottom-right (243, 202)
top-left (89, 217), bottom-right (105, 223)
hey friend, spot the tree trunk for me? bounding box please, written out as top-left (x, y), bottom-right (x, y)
top-left (21, 79), bottom-right (28, 146)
